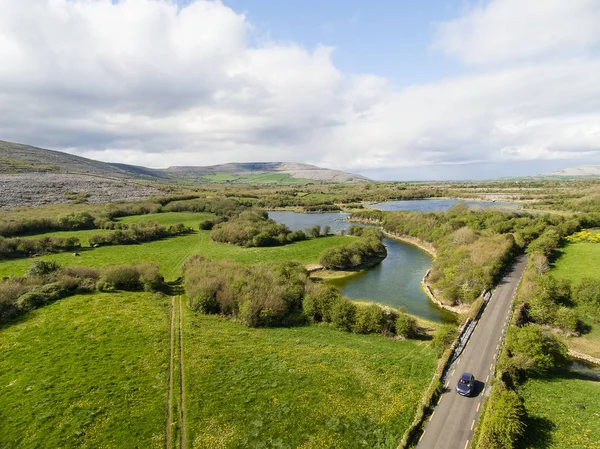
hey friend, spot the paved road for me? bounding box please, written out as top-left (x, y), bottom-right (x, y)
top-left (417, 255), bottom-right (527, 449)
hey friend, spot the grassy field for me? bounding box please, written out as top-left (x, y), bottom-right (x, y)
top-left (553, 241), bottom-right (600, 283)
top-left (16, 212), bottom-right (216, 245)
top-left (199, 172), bottom-right (314, 184)
top-left (0, 292), bottom-right (170, 449)
top-left (518, 373), bottom-right (600, 449)
top-left (183, 312), bottom-right (437, 448)
top-left (551, 239), bottom-right (600, 358)
top-left (0, 231), bottom-right (351, 281)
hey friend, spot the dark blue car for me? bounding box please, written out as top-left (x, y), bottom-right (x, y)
top-left (456, 372), bottom-right (475, 396)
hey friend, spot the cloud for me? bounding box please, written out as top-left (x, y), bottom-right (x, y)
top-left (433, 0), bottom-right (600, 65)
top-left (0, 0), bottom-right (599, 179)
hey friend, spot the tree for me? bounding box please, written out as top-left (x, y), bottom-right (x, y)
top-left (331, 299), bottom-right (357, 332)
top-left (500, 324), bottom-right (569, 377)
top-left (395, 312), bottom-right (418, 338)
top-left (432, 324), bottom-right (458, 356)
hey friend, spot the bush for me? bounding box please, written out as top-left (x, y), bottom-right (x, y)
top-left (16, 282), bottom-right (69, 311)
top-left (184, 257), bottom-right (308, 327)
top-left (432, 324), bottom-right (458, 356)
top-left (319, 231), bottom-right (386, 270)
top-left (98, 265), bottom-right (142, 291)
top-left (331, 299), bottom-right (358, 332)
top-left (353, 304), bottom-right (386, 334)
top-left (395, 312), bottom-right (419, 338)
top-left (137, 263), bottom-right (164, 292)
top-left (573, 278), bottom-right (600, 306)
top-left (302, 283), bottom-right (343, 323)
top-left (477, 382), bottom-right (526, 449)
top-left (26, 260), bottom-right (61, 277)
top-left (56, 211), bottom-right (95, 230)
top-left (211, 211), bottom-right (302, 247)
top-left (499, 324), bottom-right (569, 378)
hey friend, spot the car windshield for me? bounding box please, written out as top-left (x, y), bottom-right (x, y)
top-left (459, 379), bottom-right (469, 384)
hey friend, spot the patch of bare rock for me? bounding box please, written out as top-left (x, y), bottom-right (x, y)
top-left (0, 173), bottom-right (161, 210)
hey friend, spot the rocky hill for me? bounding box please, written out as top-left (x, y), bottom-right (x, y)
top-left (534, 165), bottom-right (600, 178)
top-left (0, 140), bottom-right (369, 183)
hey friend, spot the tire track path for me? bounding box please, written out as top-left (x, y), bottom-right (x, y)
top-left (166, 296), bottom-right (175, 449)
top-left (178, 295), bottom-right (187, 449)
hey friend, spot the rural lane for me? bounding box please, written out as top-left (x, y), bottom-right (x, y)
top-left (416, 255), bottom-right (528, 449)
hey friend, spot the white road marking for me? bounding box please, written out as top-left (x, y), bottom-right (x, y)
top-left (476, 402), bottom-right (481, 412)
top-left (464, 439), bottom-right (470, 449)
top-left (471, 419), bottom-right (476, 431)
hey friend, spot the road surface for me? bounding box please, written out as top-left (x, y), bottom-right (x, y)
top-left (416, 255), bottom-right (527, 449)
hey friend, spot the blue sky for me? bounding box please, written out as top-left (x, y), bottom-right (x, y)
top-left (216, 0), bottom-right (464, 88)
top-left (1, 0), bottom-right (600, 180)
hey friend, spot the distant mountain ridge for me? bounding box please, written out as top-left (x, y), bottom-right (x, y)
top-left (0, 140), bottom-right (370, 183)
top-left (533, 165), bottom-right (600, 178)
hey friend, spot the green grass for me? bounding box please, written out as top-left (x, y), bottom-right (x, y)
top-left (183, 312), bottom-right (437, 448)
top-left (551, 239), bottom-right (600, 358)
top-left (518, 373), bottom-right (600, 449)
top-left (116, 211), bottom-right (215, 227)
top-left (199, 172), bottom-right (314, 185)
top-left (0, 292), bottom-right (170, 449)
top-left (18, 212), bottom-right (216, 245)
top-left (553, 240), bottom-right (600, 283)
top-left (0, 232), bottom-right (351, 281)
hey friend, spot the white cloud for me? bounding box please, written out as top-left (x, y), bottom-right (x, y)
top-left (433, 0), bottom-right (600, 65)
top-left (0, 0), bottom-right (599, 179)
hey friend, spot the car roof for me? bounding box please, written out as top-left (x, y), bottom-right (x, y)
top-left (460, 372), bottom-right (473, 379)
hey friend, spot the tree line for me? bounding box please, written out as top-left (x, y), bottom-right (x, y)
top-left (318, 226), bottom-right (387, 270)
top-left (350, 204), bottom-right (600, 306)
top-left (0, 260), bottom-right (164, 325)
top-left (183, 256), bottom-right (432, 339)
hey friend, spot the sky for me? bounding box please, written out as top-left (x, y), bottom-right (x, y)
top-left (1, 0), bottom-right (600, 180)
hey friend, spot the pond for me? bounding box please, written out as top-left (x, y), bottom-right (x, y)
top-left (270, 199), bottom-right (517, 322)
top-left (268, 209), bottom-right (455, 322)
top-left (365, 199), bottom-right (521, 212)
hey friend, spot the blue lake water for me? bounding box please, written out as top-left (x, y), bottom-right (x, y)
top-left (365, 199), bottom-right (520, 212)
top-left (268, 208), bottom-right (454, 322)
top-left (269, 200), bottom-right (520, 322)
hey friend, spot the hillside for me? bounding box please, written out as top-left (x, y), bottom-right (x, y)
top-left (533, 165), bottom-right (600, 179)
top-left (0, 140), bottom-right (370, 184)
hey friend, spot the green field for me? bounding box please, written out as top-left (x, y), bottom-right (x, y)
top-left (199, 172), bottom-right (314, 185)
top-left (184, 312), bottom-right (437, 448)
top-left (0, 292), bottom-right (170, 448)
top-left (553, 241), bottom-right (600, 283)
top-left (518, 373), bottom-right (600, 449)
top-left (0, 229), bottom-right (351, 281)
top-left (552, 239), bottom-right (600, 358)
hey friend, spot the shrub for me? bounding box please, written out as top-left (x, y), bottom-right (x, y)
top-left (137, 263), bottom-right (164, 292)
top-left (499, 324), bottom-right (569, 378)
top-left (477, 382), bottom-right (526, 449)
top-left (353, 304), bottom-right (386, 334)
top-left (303, 283), bottom-right (344, 323)
top-left (331, 299), bottom-right (358, 332)
top-left (16, 282), bottom-right (69, 311)
top-left (319, 231), bottom-right (386, 270)
top-left (432, 324), bottom-right (458, 356)
top-left (98, 265), bottom-right (142, 291)
top-left (0, 278), bottom-right (29, 321)
top-left (27, 260), bottom-right (61, 277)
top-left (395, 311), bottom-right (419, 338)
top-left (211, 211), bottom-right (301, 247)
top-left (183, 257), bottom-right (308, 327)
top-left (573, 278), bottom-right (600, 306)
top-left (56, 211), bottom-right (95, 230)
